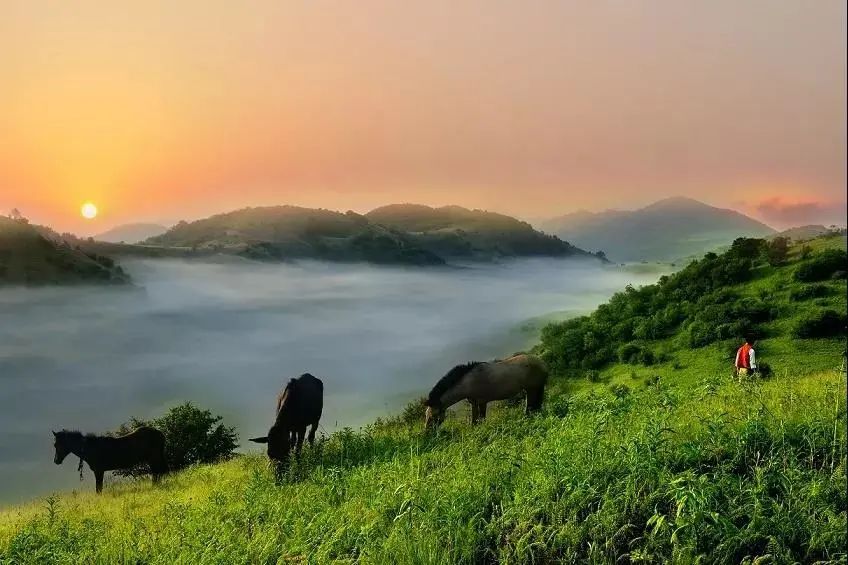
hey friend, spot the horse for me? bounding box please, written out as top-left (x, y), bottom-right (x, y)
top-left (52, 426), bottom-right (168, 493)
top-left (249, 373), bottom-right (323, 470)
top-left (424, 354), bottom-right (548, 429)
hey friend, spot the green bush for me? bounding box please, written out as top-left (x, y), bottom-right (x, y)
top-left (789, 284), bottom-right (830, 301)
top-left (794, 249), bottom-right (847, 282)
top-left (115, 402), bottom-right (238, 477)
top-left (792, 309), bottom-right (847, 339)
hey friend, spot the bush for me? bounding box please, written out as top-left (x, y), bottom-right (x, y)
top-left (585, 370), bottom-right (601, 383)
top-left (618, 342), bottom-right (655, 365)
top-left (766, 236), bottom-right (789, 266)
top-left (794, 249), bottom-right (847, 282)
top-left (114, 402), bottom-right (238, 477)
top-left (609, 383), bottom-right (630, 398)
top-left (789, 284), bottom-right (830, 301)
top-left (792, 309), bottom-right (847, 339)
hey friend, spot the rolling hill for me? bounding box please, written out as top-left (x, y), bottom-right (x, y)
top-left (94, 223), bottom-right (169, 244)
top-left (540, 197), bottom-right (776, 262)
top-left (144, 204), bottom-right (595, 265)
top-left (366, 204), bottom-right (594, 260)
top-left (1, 234), bottom-right (844, 562)
top-left (0, 216), bottom-right (130, 286)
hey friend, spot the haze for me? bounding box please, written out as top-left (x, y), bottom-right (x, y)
top-left (1, 1), bottom-right (845, 234)
top-left (0, 258), bottom-right (660, 504)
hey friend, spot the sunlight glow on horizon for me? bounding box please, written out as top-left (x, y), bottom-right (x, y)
top-left (0, 1), bottom-right (844, 234)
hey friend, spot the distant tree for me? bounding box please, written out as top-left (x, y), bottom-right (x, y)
top-left (766, 237), bottom-right (789, 266)
top-left (800, 245), bottom-right (813, 260)
top-left (595, 250), bottom-right (607, 260)
top-left (8, 208), bottom-right (28, 223)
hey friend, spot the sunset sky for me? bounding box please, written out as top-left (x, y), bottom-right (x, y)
top-left (1, 1), bottom-right (845, 234)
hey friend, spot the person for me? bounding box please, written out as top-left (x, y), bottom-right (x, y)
top-left (734, 335), bottom-right (757, 378)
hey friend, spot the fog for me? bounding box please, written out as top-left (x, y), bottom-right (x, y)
top-left (0, 257), bottom-right (659, 505)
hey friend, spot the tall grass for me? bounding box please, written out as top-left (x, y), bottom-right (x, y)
top-left (1, 367), bottom-right (844, 563)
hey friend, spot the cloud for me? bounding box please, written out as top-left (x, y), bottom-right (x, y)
top-left (755, 198), bottom-right (847, 229)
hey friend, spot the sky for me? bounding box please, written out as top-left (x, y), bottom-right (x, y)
top-left (1, 1), bottom-right (845, 235)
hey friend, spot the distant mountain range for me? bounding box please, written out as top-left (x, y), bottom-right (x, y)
top-left (0, 217), bottom-right (130, 286)
top-left (95, 223), bottom-right (168, 244)
top-left (539, 197), bottom-right (776, 262)
top-left (142, 204), bottom-right (597, 265)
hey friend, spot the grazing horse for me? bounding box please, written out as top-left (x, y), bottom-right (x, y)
top-left (249, 373), bottom-right (323, 468)
top-left (425, 354), bottom-right (548, 429)
top-left (52, 427), bottom-right (168, 493)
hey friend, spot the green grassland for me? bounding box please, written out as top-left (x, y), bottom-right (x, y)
top-left (1, 236), bottom-right (845, 564)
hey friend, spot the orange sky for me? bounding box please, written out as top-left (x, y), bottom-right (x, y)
top-left (1, 1), bottom-right (845, 234)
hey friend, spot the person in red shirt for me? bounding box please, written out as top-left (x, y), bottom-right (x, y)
top-left (734, 334), bottom-right (758, 378)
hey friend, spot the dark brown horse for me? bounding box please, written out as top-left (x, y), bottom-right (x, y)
top-left (52, 427), bottom-right (167, 493)
top-left (425, 354), bottom-right (548, 428)
top-left (249, 373), bottom-right (323, 467)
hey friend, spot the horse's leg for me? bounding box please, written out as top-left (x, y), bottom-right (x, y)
top-left (478, 401), bottom-right (488, 421)
top-left (307, 423), bottom-right (317, 446)
top-left (526, 387), bottom-right (545, 414)
top-left (470, 401), bottom-right (479, 424)
top-left (94, 469), bottom-right (104, 494)
top-left (295, 427), bottom-right (306, 454)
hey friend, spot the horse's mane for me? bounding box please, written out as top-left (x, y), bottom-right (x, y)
top-left (427, 362), bottom-right (483, 406)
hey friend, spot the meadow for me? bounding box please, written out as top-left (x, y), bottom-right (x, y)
top-left (0, 235), bottom-right (845, 564)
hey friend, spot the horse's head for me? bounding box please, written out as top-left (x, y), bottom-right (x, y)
top-left (249, 422), bottom-right (291, 463)
top-left (52, 430), bottom-right (73, 465)
top-left (424, 405), bottom-right (445, 430)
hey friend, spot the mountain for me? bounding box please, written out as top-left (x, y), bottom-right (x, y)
top-left (145, 206), bottom-right (444, 265)
top-left (366, 204), bottom-right (595, 260)
top-left (0, 217), bottom-right (130, 285)
top-left (94, 223), bottom-right (168, 244)
top-left (144, 204), bottom-right (597, 265)
top-left (540, 197), bottom-right (776, 262)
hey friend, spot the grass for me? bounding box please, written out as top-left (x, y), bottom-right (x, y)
top-left (0, 235), bottom-right (845, 564)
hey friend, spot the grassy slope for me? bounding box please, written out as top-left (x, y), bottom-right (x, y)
top-left (1, 239), bottom-right (845, 564)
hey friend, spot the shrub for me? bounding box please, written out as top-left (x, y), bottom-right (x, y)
top-left (585, 370), bottom-right (601, 383)
top-left (789, 284), bottom-right (830, 301)
top-left (792, 309), bottom-right (847, 339)
top-left (766, 236), bottom-right (789, 266)
top-left (399, 397), bottom-right (428, 425)
top-left (114, 402), bottom-right (238, 477)
top-left (794, 249), bottom-right (847, 282)
top-left (618, 342), bottom-right (655, 365)
top-left (757, 361), bottom-right (773, 378)
top-left (609, 383), bottom-right (630, 398)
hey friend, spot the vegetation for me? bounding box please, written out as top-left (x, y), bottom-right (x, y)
top-left (0, 215), bottom-right (130, 286)
top-left (143, 204), bottom-right (594, 265)
top-left (0, 235), bottom-right (845, 563)
top-left (538, 237), bottom-right (846, 373)
top-left (113, 403), bottom-right (239, 478)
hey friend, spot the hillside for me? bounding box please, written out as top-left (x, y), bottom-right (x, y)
top-left (144, 206), bottom-right (444, 265)
top-left (0, 217), bottom-right (130, 286)
top-left (94, 223), bottom-right (169, 244)
top-left (541, 197), bottom-right (776, 262)
top-left (1, 236), bottom-right (845, 563)
top-left (367, 204), bottom-right (593, 260)
top-left (142, 204), bottom-right (594, 265)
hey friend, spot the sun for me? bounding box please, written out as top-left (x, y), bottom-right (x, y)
top-left (80, 202), bottom-right (98, 219)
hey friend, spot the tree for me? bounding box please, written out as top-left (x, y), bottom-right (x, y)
top-left (8, 208), bottom-right (28, 223)
top-left (114, 402), bottom-right (238, 477)
top-left (766, 237), bottom-right (789, 266)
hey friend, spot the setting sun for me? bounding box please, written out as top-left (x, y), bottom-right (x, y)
top-left (80, 202), bottom-right (98, 219)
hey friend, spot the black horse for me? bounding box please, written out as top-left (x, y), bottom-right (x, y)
top-left (250, 373), bottom-right (323, 469)
top-left (53, 427), bottom-right (168, 493)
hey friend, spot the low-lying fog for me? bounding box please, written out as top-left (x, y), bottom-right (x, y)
top-left (0, 257), bottom-right (660, 505)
